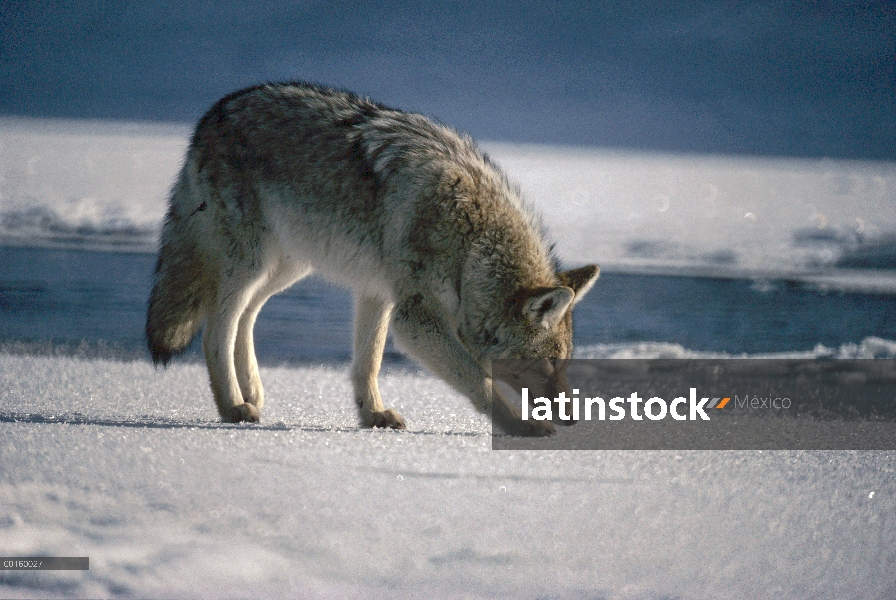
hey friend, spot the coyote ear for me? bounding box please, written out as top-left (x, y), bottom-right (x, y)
top-left (558, 265), bottom-right (600, 305)
top-left (523, 287), bottom-right (575, 328)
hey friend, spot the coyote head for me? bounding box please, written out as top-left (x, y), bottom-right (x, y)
top-left (460, 263), bottom-right (599, 424)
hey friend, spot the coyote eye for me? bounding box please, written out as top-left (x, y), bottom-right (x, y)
top-left (484, 329), bottom-right (500, 345)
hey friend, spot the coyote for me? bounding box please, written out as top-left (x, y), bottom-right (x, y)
top-left (146, 82), bottom-right (598, 435)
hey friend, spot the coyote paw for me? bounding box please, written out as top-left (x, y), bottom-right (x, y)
top-left (228, 403), bottom-right (261, 423)
top-left (367, 408), bottom-right (406, 430)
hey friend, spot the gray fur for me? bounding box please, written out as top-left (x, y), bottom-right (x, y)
top-left (146, 82), bottom-right (599, 434)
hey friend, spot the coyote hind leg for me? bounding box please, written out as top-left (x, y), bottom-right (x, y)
top-left (203, 270), bottom-right (272, 424)
top-left (352, 293), bottom-right (404, 429)
top-left (233, 265), bottom-right (311, 410)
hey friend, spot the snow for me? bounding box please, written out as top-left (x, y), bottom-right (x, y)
top-left (577, 335), bottom-right (896, 359)
top-left (3, 117), bottom-right (896, 284)
top-left (0, 117), bottom-right (188, 253)
top-left (2, 353), bottom-right (895, 598)
top-left (481, 142), bottom-right (896, 276)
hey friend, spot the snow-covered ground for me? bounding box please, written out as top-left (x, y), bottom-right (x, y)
top-left (2, 354), bottom-right (895, 599)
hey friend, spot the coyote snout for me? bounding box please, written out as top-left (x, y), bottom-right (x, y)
top-left (146, 81), bottom-right (599, 435)
top-left (491, 357), bottom-right (578, 436)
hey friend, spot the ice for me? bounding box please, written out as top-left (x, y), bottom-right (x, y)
top-left (2, 353), bottom-right (895, 598)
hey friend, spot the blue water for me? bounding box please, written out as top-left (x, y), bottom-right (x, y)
top-left (1, 245), bottom-right (895, 362)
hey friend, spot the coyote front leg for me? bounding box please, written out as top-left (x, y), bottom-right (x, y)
top-left (352, 293), bottom-right (405, 429)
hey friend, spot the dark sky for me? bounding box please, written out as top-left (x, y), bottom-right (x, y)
top-left (1, 1), bottom-right (894, 159)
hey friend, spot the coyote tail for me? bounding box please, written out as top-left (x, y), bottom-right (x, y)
top-left (145, 169), bottom-right (210, 366)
